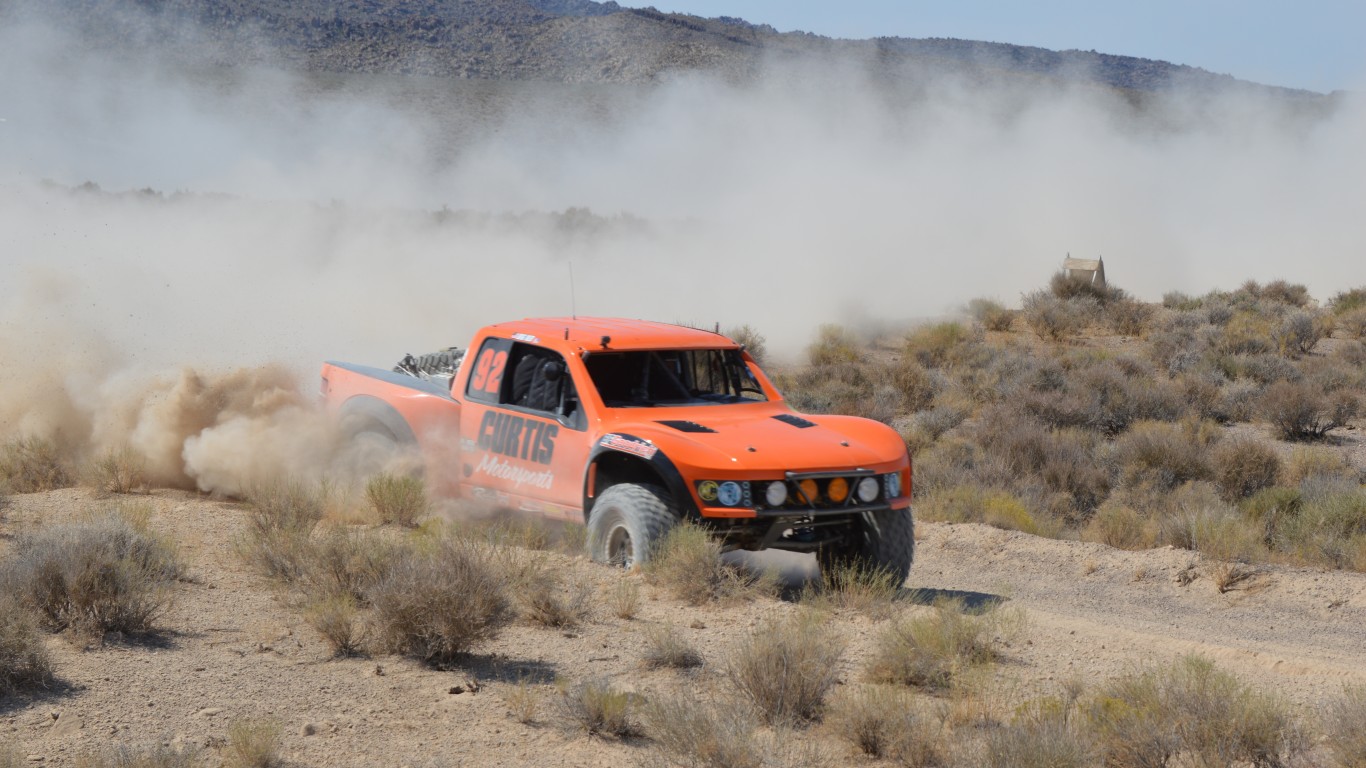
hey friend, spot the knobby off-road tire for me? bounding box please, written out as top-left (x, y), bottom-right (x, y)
top-left (817, 507), bottom-right (915, 586)
top-left (587, 483), bottom-right (678, 569)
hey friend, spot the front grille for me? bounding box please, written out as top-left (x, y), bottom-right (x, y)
top-left (754, 470), bottom-right (882, 512)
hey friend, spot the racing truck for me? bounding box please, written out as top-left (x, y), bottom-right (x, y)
top-left (320, 317), bottom-right (914, 581)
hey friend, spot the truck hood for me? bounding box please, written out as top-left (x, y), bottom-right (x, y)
top-left (607, 405), bottom-right (904, 474)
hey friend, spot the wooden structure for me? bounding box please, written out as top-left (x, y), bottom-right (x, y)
top-left (1062, 254), bottom-right (1106, 288)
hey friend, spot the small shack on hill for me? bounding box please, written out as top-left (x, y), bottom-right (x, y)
top-left (1062, 254), bottom-right (1106, 288)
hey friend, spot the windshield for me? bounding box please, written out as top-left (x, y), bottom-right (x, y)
top-left (584, 349), bottom-right (768, 407)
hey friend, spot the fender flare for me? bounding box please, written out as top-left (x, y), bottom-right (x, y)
top-left (583, 434), bottom-right (696, 521)
top-left (337, 395), bottom-right (419, 446)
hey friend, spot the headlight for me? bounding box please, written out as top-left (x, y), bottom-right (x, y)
top-left (885, 471), bottom-right (902, 499)
top-left (797, 479), bottom-right (819, 503)
top-left (827, 477), bottom-right (849, 503)
top-left (718, 481), bottom-right (743, 507)
top-left (856, 476), bottom-right (880, 503)
top-left (765, 481), bottom-right (788, 507)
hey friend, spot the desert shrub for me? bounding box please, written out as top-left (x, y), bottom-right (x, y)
top-left (1167, 506), bottom-right (1266, 563)
top-left (237, 480), bottom-right (325, 581)
top-left (1257, 279), bottom-right (1311, 307)
top-left (913, 404), bottom-right (967, 440)
top-left (913, 437), bottom-right (1015, 497)
top-left (1329, 286), bottom-right (1366, 315)
top-left (1260, 380), bottom-right (1359, 440)
top-left (968, 298), bottom-right (1015, 331)
top-left (1214, 379), bottom-right (1262, 423)
top-left (1337, 307), bottom-right (1366, 339)
top-left (1049, 271), bottom-right (1125, 304)
top-left (1112, 420), bottom-right (1213, 492)
top-left (1241, 486), bottom-right (1303, 548)
top-left (1212, 438), bottom-right (1282, 501)
top-left (889, 358), bottom-right (939, 413)
top-left (1024, 360), bottom-right (1185, 435)
top-left (866, 599), bottom-right (1012, 690)
top-left (779, 359), bottom-right (902, 423)
top-left (807, 323), bottom-right (863, 367)
top-left (1022, 291), bottom-right (1094, 341)
top-left (1163, 291), bottom-right (1200, 310)
top-left (299, 528), bottom-right (399, 604)
top-left (725, 324), bottom-right (767, 365)
top-left (365, 473), bottom-right (426, 526)
top-left (522, 575), bottom-right (594, 629)
top-left (1323, 686), bottom-right (1366, 768)
top-left (1219, 312), bottom-right (1275, 355)
top-left (224, 718), bottom-right (282, 768)
top-left (305, 593), bottom-right (363, 657)
top-left (1278, 485), bottom-right (1366, 569)
top-left (1219, 352), bottom-right (1301, 386)
top-left (827, 685), bottom-right (945, 766)
top-left (904, 322), bottom-right (973, 368)
top-left (729, 612), bottom-right (843, 725)
top-left (1083, 504), bottom-right (1153, 550)
top-left (1088, 655), bottom-right (1300, 768)
top-left (558, 677), bottom-right (639, 738)
top-left (983, 699), bottom-right (1094, 768)
top-left (645, 522), bottom-right (775, 605)
top-left (1283, 446), bottom-right (1354, 485)
top-left (606, 578), bottom-right (640, 620)
top-left (367, 537), bottom-right (513, 663)
top-left (0, 436), bottom-right (72, 493)
top-left (643, 693), bottom-right (763, 768)
top-left (4, 515), bottom-right (180, 636)
top-left (90, 447), bottom-right (146, 494)
top-left (0, 597), bottom-right (53, 693)
top-left (1272, 310), bottom-right (1327, 357)
top-left (642, 623), bottom-right (703, 669)
top-left (1103, 298), bottom-right (1154, 336)
top-left (917, 486), bottom-right (1043, 536)
top-left (504, 676), bottom-right (543, 725)
top-left (77, 745), bottom-right (201, 768)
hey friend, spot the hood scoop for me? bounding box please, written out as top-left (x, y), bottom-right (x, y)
top-left (656, 419), bottom-right (717, 434)
top-left (772, 413), bottom-right (817, 429)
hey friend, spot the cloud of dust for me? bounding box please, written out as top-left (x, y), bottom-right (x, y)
top-left (1, 6), bottom-right (1363, 494)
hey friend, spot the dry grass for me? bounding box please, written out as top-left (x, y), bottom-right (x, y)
top-left (1212, 438), bottom-right (1282, 501)
top-left (728, 612), bottom-right (844, 725)
top-left (645, 522), bottom-right (777, 605)
top-left (801, 560), bottom-right (902, 618)
top-left (3, 515), bottom-right (181, 636)
top-left (0, 597), bottom-right (53, 694)
top-left (642, 623), bottom-right (703, 669)
top-left (983, 696), bottom-right (1094, 768)
top-left (504, 676), bottom-right (544, 725)
top-left (305, 593), bottom-right (364, 657)
top-left (866, 599), bottom-right (1016, 691)
top-left (825, 685), bottom-right (945, 766)
top-left (0, 436), bottom-right (72, 493)
top-left (643, 693), bottom-right (764, 768)
top-left (367, 537), bottom-right (513, 664)
top-left (223, 718), bottom-right (283, 768)
top-left (365, 472), bottom-right (427, 526)
top-left (1261, 380), bottom-right (1359, 440)
top-left (606, 578), bottom-right (640, 620)
top-left (1087, 655), bottom-right (1301, 768)
top-left (968, 298), bottom-right (1015, 332)
top-left (1323, 686), bottom-right (1366, 768)
top-left (1083, 505), bottom-right (1155, 551)
top-left (557, 677), bottom-right (639, 738)
top-left (725, 324), bottom-right (768, 365)
top-left (74, 746), bottom-right (199, 768)
top-left (298, 527), bottom-right (399, 604)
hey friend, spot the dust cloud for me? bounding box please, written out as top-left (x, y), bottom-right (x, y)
top-left (1, 6), bottom-right (1363, 494)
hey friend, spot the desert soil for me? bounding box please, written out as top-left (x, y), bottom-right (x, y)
top-left (3, 487), bottom-right (1365, 766)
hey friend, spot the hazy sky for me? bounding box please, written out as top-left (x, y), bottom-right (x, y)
top-left (617, 0), bottom-right (1365, 94)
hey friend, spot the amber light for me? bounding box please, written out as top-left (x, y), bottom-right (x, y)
top-left (827, 477), bottom-right (849, 503)
top-left (798, 479), bottom-right (819, 502)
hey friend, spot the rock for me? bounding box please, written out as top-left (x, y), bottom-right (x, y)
top-left (300, 723), bottom-right (317, 736)
top-left (195, 708), bottom-right (224, 718)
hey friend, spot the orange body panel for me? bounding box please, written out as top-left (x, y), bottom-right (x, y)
top-left (321, 317), bottom-right (913, 526)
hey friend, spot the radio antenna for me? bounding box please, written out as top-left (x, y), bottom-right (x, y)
top-left (569, 262), bottom-right (577, 319)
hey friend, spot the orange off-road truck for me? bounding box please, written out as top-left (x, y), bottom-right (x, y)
top-left (320, 317), bottom-right (914, 580)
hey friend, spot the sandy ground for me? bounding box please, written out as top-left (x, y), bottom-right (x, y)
top-left (3, 488), bottom-right (1365, 766)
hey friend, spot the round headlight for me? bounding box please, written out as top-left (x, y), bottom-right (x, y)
top-left (856, 476), bottom-right (880, 503)
top-left (765, 481), bottom-right (788, 507)
top-left (885, 471), bottom-right (902, 499)
top-left (718, 481), bottom-right (743, 507)
top-left (798, 479), bottom-right (819, 503)
top-left (827, 477), bottom-right (849, 503)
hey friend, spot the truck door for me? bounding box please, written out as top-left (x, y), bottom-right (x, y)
top-left (459, 337), bottom-right (589, 520)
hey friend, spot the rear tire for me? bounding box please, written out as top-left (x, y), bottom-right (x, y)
top-left (817, 507), bottom-right (915, 586)
top-left (587, 483), bottom-right (678, 569)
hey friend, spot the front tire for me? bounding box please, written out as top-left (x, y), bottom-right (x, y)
top-left (587, 483), bottom-right (678, 569)
top-left (817, 507), bottom-right (915, 586)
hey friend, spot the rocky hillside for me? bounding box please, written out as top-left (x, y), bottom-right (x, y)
top-left (5, 0), bottom-right (1323, 96)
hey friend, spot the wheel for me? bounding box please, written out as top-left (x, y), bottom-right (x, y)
top-left (817, 507), bottom-right (915, 586)
top-left (587, 483), bottom-right (678, 569)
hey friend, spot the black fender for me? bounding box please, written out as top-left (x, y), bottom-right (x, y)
top-left (583, 433), bottom-right (696, 523)
top-left (337, 395), bottom-right (419, 446)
